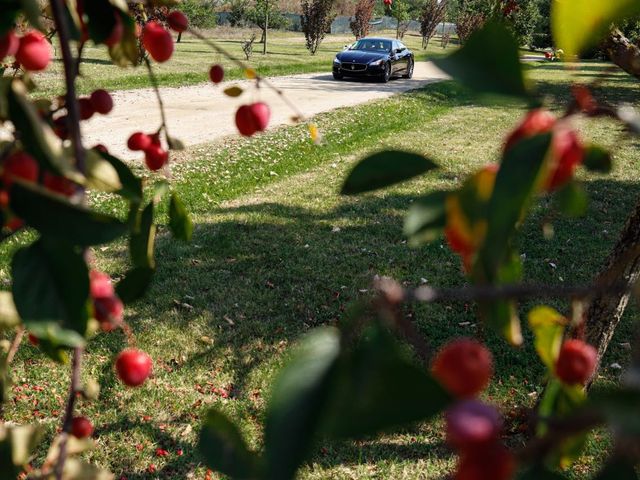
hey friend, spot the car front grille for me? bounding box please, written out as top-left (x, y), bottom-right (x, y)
top-left (341, 63), bottom-right (367, 72)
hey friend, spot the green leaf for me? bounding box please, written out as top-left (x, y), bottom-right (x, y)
top-left (403, 190), bottom-right (448, 244)
top-left (528, 306), bottom-right (566, 371)
top-left (552, 0), bottom-right (640, 58)
top-left (0, 424), bottom-right (43, 478)
top-left (18, 0), bottom-right (44, 31)
top-left (199, 410), bottom-right (262, 479)
top-left (9, 182), bottom-right (127, 246)
top-left (517, 465), bottom-right (567, 480)
top-left (434, 20), bottom-right (529, 98)
top-left (7, 80), bottom-right (67, 174)
top-left (169, 193), bottom-right (193, 242)
top-left (108, 11), bottom-right (139, 67)
top-left (322, 326), bottom-right (451, 438)
top-left (594, 458), bottom-right (639, 480)
top-left (478, 133), bottom-right (552, 277)
top-left (12, 238), bottom-right (89, 338)
top-left (0, 3), bottom-right (20, 36)
top-left (167, 135), bottom-right (186, 151)
top-left (84, 0), bottom-right (117, 44)
top-left (85, 148), bottom-right (122, 193)
top-left (130, 202), bottom-right (156, 269)
top-left (555, 181), bottom-right (588, 217)
top-left (341, 150), bottom-right (438, 195)
top-left (115, 267), bottom-right (155, 304)
top-left (25, 321), bottom-right (86, 348)
top-left (0, 291), bottom-right (20, 330)
top-left (95, 149), bottom-right (143, 203)
top-left (582, 145), bottom-right (612, 174)
top-left (265, 327), bottom-right (341, 480)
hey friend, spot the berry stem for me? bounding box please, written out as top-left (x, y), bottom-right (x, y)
top-left (143, 57), bottom-right (170, 139)
top-left (5, 325), bottom-right (24, 366)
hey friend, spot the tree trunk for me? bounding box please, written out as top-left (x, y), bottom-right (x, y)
top-left (263, 8), bottom-right (269, 54)
top-left (585, 198), bottom-right (640, 384)
top-left (177, 32), bottom-right (182, 43)
top-left (582, 29), bottom-right (640, 385)
top-left (602, 28), bottom-right (640, 81)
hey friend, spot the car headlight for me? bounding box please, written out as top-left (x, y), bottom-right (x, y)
top-left (369, 59), bottom-right (384, 66)
top-left (333, 57), bottom-right (341, 64)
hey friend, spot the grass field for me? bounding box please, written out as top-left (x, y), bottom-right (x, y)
top-left (3, 59), bottom-right (639, 478)
top-left (32, 28), bottom-right (455, 98)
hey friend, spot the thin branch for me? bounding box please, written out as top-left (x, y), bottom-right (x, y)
top-left (49, 0), bottom-right (85, 175)
top-left (54, 346), bottom-right (83, 480)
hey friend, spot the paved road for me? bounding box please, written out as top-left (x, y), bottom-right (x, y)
top-left (82, 61), bottom-right (450, 159)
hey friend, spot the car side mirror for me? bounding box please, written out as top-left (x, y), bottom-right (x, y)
top-left (395, 48), bottom-right (403, 54)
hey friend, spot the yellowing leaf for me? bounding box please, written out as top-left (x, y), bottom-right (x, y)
top-left (528, 305), bottom-right (567, 371)
top-left (223, 86), bottom-right (243, 97)
top-left (552, 0), bottom-right (640, 58)
top-left (244, 68), bottom-right (257, 79)
top-left (308, 123), bottom-right (321, 144)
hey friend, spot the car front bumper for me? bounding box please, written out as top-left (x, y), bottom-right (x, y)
top-left (333, 63), bottom-right (385, 76)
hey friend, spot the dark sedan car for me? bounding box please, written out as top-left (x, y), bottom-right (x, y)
top-left (332, 37), bottom-right (414, 82)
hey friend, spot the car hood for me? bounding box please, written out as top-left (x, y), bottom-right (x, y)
top-left (336, 50), bottom-right (388, 63)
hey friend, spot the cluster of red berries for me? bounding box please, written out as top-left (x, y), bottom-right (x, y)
top-left (555, 338), bottom-right (597, 385)
top-left (0, 30), bottom-right (51, 71)
top-left (504, 108), bottom-right (585, 191)
top-left (432, 338), bottom-right (515, 480)
top-left (0, 151), bottom-right (77, 230)
top-left (235, 102), bottom-right (271, 137)
top-left (52, 90), bottom-right (114, 140)
top-left (142, 11), bottom-right (188, 63)
top-left (127, 132), bottom-right (169, 171)
top-left (90, 270), bottom-right (124, 332)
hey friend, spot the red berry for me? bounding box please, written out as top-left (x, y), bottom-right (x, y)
top-left (504, 109), bottom-right (556, 152)
top-left (127, 132), bottom-right (152, 151)
top-left (235, 103), bottom-right (271, 137)
top-left (28, 333), bottom-right (39, 346)
top-left (556, 339), bottom-right (597, 385)
top-left (16, 31), bottom-right (51, 71)
top-left (93, 295), bottom-right (124, 331)
top-left (93, 144), bottom-right (109, 154)
top-left (5, 218), bottom-right (24, 231)
top-left (209, 64), bottom-right (224, 84)
top-left (445, 400), bottom-right (502, 449)
top-left (53, 116), bottom-right (69, 140)
top-left (235, 105), bottom-right (257, 137)
top-left (455, 443), bottom-right (515, 480)
top-left (545, 128), bottom-right (584, 191)
top-left (90, 89), bottom-right (114, 115)
top-left (249, 102), bottom-right (270, 132)
top-left (149, 133), bottom-right (162, 146)
top-left (432, 338), bottom-right (493, 398)
top-left (144, 144), bottom-right (168, 171)
top-left (105, 13), bottom-right (123, 47)
top-left (44, 172), bottom-right (76, 197)
top-left (71, 416), bottom-right (94, 438)
top-left (90, 270), bottom-right (115, 299)
top-left (78, 97), bottom-right (95, 121)
top-left (167, 11), bottom-right (189, 33)
top-left (115, 349), bottom-right (153, 387)
top-left (142, 21), bottom-right (174, 63)
top-left (2, 152), bottom-right (39, 187)
top-left (0, 30), bottom-right (19, 61)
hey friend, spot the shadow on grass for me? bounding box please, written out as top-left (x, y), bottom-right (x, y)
top-left (89, 173), bottom-right (640, 478)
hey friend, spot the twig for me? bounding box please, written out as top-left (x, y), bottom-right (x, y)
top-left (5, 326), bottom-right (25, 366)
top-left (405, 281), bottom-right (630, 304)
top-left (54, 347), bottom-right (83, 480)
top-left (188, 29), bottom-right (307, 121)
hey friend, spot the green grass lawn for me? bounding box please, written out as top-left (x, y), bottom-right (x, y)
top-left (31, 29), bottom-right (455, 98)
top-left (3, 59), bottom-right (639, 478)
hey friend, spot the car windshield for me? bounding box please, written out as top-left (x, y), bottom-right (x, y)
top-left (350, 39), bottom-right (391, 52)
